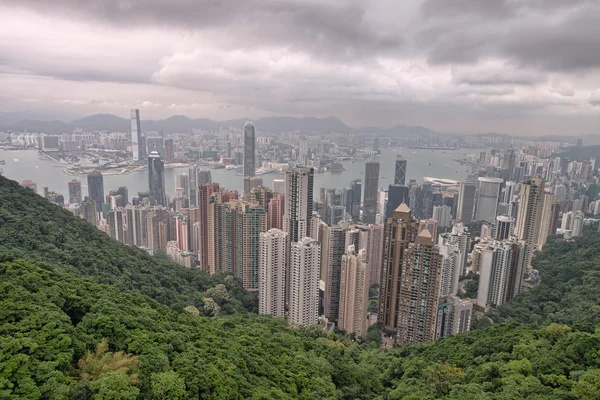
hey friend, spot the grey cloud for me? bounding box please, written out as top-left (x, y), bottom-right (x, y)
top-left (421, 0), bottom-right (516, 20)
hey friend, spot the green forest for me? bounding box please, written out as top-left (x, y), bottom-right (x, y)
top-left (1, 175), bottom-right (600, 399)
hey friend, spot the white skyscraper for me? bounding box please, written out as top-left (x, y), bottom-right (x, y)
top-left (438, 240), bottom-right (462, 297)
top-left (289, 237), bottom-right (320, 327)
top-left (130, 109), bottom-right (143, 162)
top-left (475, 177), bottom-right (504, 223)
top-left (433, 205), bottom-right (452, 228)
top-left (258, 229), bottom-right (287, 318)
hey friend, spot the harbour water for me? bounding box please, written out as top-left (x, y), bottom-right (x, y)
top-left (0, 147), bottom-right (474, 199)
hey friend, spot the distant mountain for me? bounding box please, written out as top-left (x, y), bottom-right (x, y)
top-left (0, 113), bottom-right (438, 136)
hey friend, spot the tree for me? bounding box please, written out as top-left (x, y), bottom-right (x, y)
top-left (89, 372), bottom-right (139, 400)
top-left (423, 362), bottom-right (464, 397)
top-left (77, 339), bottom-right (140, 385)
top-left (150, 371), bottom-right (186, 400)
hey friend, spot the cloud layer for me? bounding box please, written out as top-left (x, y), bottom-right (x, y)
top-left (0, 0), bottom-right (598, 134)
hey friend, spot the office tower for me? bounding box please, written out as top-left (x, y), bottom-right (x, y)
top-left (514, 178), bottom-right (545, 270)
top-left (87, 170), bottom-right (104, 212)
top-left (413, 182), bottom-right (433, 219)
top-left (175, 174), bottom-right (190, 203)
top-left (349, 179), bottom-right (362, 221)
top-left (396, 228), bottom-right (443, 345)
top-left (130, 109), bottom-right (144, 161)
top-left (148, 151), bottom-right (166, 206)
top-left (244, 176), bottom-right (263, 195)
top-left (377, 189), bottom-right (388, 220)
top-left (259, 229), bottom-right (287, 318)
top-left (438, 240), bottom-right (462, 297)
top-left (108, 186), bottom-right (129, 207)
top-left (503, 149), bottom-right (516, 179)
top-left (385, 184), bottom-right (409, 219)
top-left (433, 205), bottom-right (452, 228)
top-left (321, 225), bottom-right (348, 321)
top-left (197, 169), bottom-right (212, 185)
top-left (146, 136), bottom-right (164, 155)
top-left (272, 179), bottom-right (285, 193)
top-left (571, 212), bottom-right (584, 237)
top-left (476, 238), bottom-right (526, 311)
top-left (338, 246), bottom-right (369, 338)
top-left (163, 139), bottom-right (174, 163)
top-left (394, 155), bottom-right (407, 185)
top-left (283, 167), bottom-right (314, 243)
top-left (188, 165), bottom-right (198, 207)
top-left (289, 237), bottom-right (320, 327)
top-left (268, 193), bottom-right (285, 230)
top-left (80, 196), bottom-right (98, 226)
top-left (457, 181), bottom-right (476, 224)
top-left (68, 179), bottom-right (82, 204)
top-left (363, 161), bottom-right (380, 224)
top-left (378, 203), bottom-right (419, 333)
top-left (475, 177), bottom-right (503, 223)
top-left (494, 215), bottom-right (515, 241)
top-left (325, 189), bottom-right (345, 226)
top-left (418, 219), bottom-right (438, 245)
top-left (436, 295), bottom-right (473, 340)
top-left (243, 122), bottom-right (256, 190)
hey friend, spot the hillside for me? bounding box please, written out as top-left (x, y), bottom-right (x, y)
top-left (1, 176), bottom-right (600, 399)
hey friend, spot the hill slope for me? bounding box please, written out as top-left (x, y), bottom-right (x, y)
top-left (1, 176), bottom-right (600, 399)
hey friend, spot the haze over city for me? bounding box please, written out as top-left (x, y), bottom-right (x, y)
top-left (1, 0), bottom-right (599, 135)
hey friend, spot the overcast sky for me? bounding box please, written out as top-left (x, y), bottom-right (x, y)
top-left (1, 0), bottom-right (599, 135)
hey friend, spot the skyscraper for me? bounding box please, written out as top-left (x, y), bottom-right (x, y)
top-left (130, 109), bottom-right (144, 161)
top-left (457, 181), bottom-right (476, 224)
top-left (571, 212), bottom-right (584, 237)
top-left (396, 228), bottom-right (443, 345)
top-left (363, 161), bottom-right (380, 224)
top-left (268, 193), bottom-right (285, 231)
top-left (350, 179), bottom-right (362, 221)
top-left (338, 246), bottom-right (369, 338)
top-left (87, 170), bottom-right (104, 212)
top-left (436, 295), bottom-right (473, 340)
top-left (259, 229), bottom-right (287, 318)
top-left (514, 178), bottom-right (545, 270)
top-left (494, 215), bottom-right (515, 241)
top-left (283, 167), bottom-right (314, 243)
top-left (289, 237), bottom-right (320, 327)
top-left (475, 177), bottom-right (503, 223)
top-left (385, 184), bottom-right (410, 220)
top-left (438, 240), bottom-right (462, 297)
top-left (378, 203), bottom-right (419, 334)
top-left (243, 122), bottom-right (256, 192)
top-left (163, 139), bottom-right (174, 163)
top-left (320, 225), bottom-right (348, 321)
top-left (148, 151), bottom-right (166, 206)
top-left (188, 165), bottom-right (198, 207)
top-left (394, 155), bottom-right (407, 185)
top-left (433, 205), bottom-right (452, 228)
top-left (175, 174), bottom-right (190, 203)
top-left (68, 179), bottom-right (82, 204)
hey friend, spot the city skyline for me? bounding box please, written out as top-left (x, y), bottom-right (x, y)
top-left (1, 1), bottom-right (599, 136)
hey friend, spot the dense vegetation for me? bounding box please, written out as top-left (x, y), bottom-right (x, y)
top-left (1, 175), bottom-right (600, 399)
top-left (551, 145), bottom-right (600, 162)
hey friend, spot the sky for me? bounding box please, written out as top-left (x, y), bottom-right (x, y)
top-left (0, 0), bottom-right (599, 135)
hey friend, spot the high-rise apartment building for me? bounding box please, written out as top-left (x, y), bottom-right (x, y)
top-left (433, 205), bottom-right (452, 228)
top-left (243, 122), bottom-right (256, 192)
top-left (148, 151), bottom-right (166, 206)
top-left (259, 229), bottom-right (287, 318)
top-left (394, 155), bottom-right (407, 185)
top-left (436, 294), bottom-right (473, 340)
top-left (320, 225), bottom-right (348, 321)
top-left (438, 240), bottom-right (462, 297)
top-left (198, 183), bottom-right (219, 270)
top-left (267, 193), bottom-right (285, 231)
top-left (338, 246), bottom-right (369, 338)
top-left (537, 192), bottom-right (558, 248)
top-left (571, 212), bottom-right (584, 237)
top-left (289, 237), bottom-right (320, 327)
top-left (68, 179), bottom-right (82, 204)
top-left (378, 203), bottom-right (419, 333)
top-left (283, 167), bottom-right (314, 243)
top-left (396, 228), bottom-right (443, 345)
top-left (80, 196), bottom-right (98, 226)
top-left (363, 161), bottom-right (380, 224)
top-left (494, 215), bottom-right (515, 241)
top-left (87, 170), bottom-right (104, 212)
top-left (457, 181), bottom-right (476, 224)
top-left (475, 177), bottom-right (503, 223)
top-left (130, 109), bottom-right (144, 161)
top-left (514, 178), bottom-right (545, 270)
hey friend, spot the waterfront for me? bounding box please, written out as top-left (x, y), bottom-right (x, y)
top-left (0, 147), bottom-right (474, 199)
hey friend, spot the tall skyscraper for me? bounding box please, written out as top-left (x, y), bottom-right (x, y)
top-left (164, 139), bottom-right (175, 163)
top-left (433, 205), bottom-right (452, 228)
top-left (475, 177), bottom-right (503, 223)
top-left (396, 228), bottom-right (443, 345)
top-left (198, 169), bottom-right (212, 185)
top-left (68, 179), bottom-right (82, 204)
top-left (243, 122), bottom-right (256, 192)
top-left (80, 196), bottom-right (98, 226)
top-left (338, 246), bottom-right (369, 338)
top-left (259, 229), bottom-right (287, 318)
top-left (87, 170), bottom-right (104, 212)
top-left (494, 215), bottom-right (515, 241)
top-left (283, 167), bottom-right (314, 243)
top-left (394, 155), bottom-right (407, 185)
top-left (537, 192), bottom-right (557, 249)
top-left (148, 151), bottom-right (166, 206)
top-left (385, 184), bottom-right (410, 219)
top-left (438, 239), bottom-right (462, 297)
top-left (188, 165), bottom-right (198, 207)
top-left (289, 237), bottom-right (320, 327)
top-left (514, 178), bottom-right (545, 270)
top-left (457, 181), bottom-right (476, 224)
top-left (175, 174), bottom-right (190, 203)
top-left (349, 179), bottom-right (362, 221)
top-left (130, 109), bottom-right (144, 161)
top-left (320, 225), bottom-right (348, 321)
top-left (571, 212), bottom-right (584, 237)
top-left (363, 161), bottom-right (380, 224)
top-left (243, 176), bottom-right (263, 195)
top-left (378, 203), bottom-right (419, 334)
top-left (267, 193), bottom-right (285, 231)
